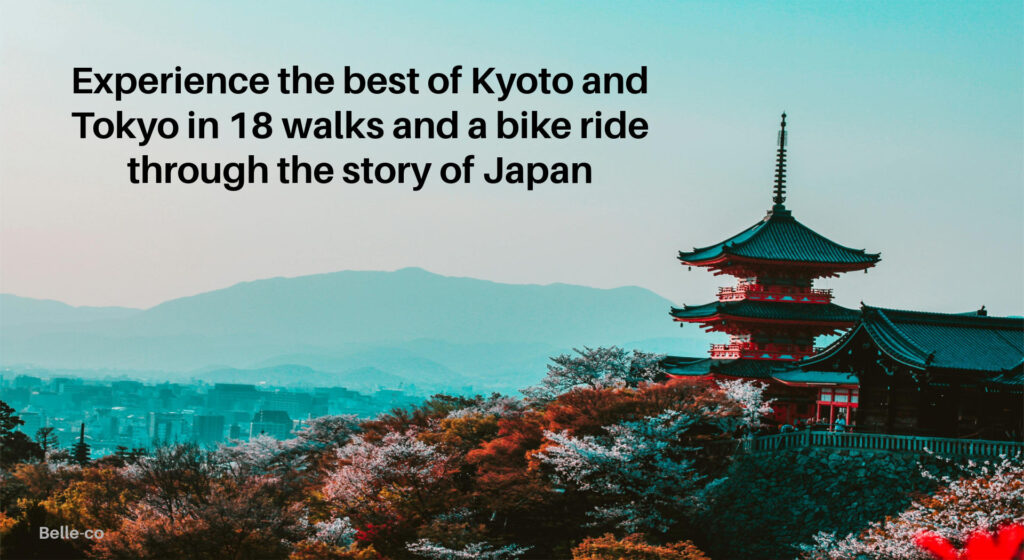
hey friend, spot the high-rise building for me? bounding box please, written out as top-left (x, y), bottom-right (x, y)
top-left (192, 414), bottom-right (225, 445)
top-left (249, 410), bottom-right (293, 440)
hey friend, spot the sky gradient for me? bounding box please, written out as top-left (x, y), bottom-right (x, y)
top-left (1, 1), bottom-right (1022, 315)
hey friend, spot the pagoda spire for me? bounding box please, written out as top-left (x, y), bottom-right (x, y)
top-left (773, 112), bottom-right (787, 207)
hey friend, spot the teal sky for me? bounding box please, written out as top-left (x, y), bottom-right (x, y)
top-left (1, 1), bottom-right (1021, 314)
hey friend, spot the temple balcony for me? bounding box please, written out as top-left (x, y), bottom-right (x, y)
top-left (739, 431), bottom-right (1024, 457)
top-left (710, 342), bottom-right (824, 360)
top-left (717, 284), bottom-right (832, 303)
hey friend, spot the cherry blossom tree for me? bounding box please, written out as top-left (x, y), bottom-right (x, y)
top-left (571, 533), bottom-right (711, 560)
top-left (324, 431), bottom-right (455, 510)
top-left (799, 456), bottom-right (1024, 560)
top-left (310, 516), bottom-right (358, 547)
top-left (536, 409), bottom-right (718, 533)
top-left (446, 394), bottom-right (525, 420)
top-left (293, 414), bottom-right (361, 451)
top-left (323, 430), bottom-right (458, 553)
top-left (93, 449), bottom-right (306, 560)
top-left (714, 379), bottom-right (774, 433)
top-left (214, 434), bottom-right (303, 475)
top-left (406, 538), bottom-right (532, 559)
top-left (522, 347), bottom-right (666, 402)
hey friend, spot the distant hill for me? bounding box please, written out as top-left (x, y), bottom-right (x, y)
top-left (0, 294), bottom-right (139, 326)
top-left (0, 268), bottom-right (712, 392)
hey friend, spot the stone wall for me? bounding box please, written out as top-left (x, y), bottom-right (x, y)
top-left (696, 447), bottom-right (968, 559)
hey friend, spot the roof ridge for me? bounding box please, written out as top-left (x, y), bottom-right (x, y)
top-left (809, 324), bottom-right (862, 358)
top-left (862, 305), bottom-right (1024, 329)
top-left (681, 218), bottom-right (766, 255)
top-left (863, 328), bottom-right (929, 369)
top-left (866, 307), bottom-right (934, 365)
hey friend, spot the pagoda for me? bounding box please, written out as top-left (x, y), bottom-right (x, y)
top-left (664, 114), bottom-right (880, 424)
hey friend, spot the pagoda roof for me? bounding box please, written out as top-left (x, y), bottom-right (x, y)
top-left (678, 205), bottom-right (880, 268)
top-left (662, 356), bottom-right (784, 379)
top-left (803, 305), bottom-right (1024, 381)
top-left (663, 356), bottom-right (863, 386)
top-left (670, 300), bottom-right (859, 324)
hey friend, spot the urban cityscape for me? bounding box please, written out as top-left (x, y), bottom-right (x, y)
top-left (0, 370), bottom-right (423, 459)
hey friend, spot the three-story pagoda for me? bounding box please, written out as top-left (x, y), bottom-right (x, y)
top-left (664, 114), bottom-right (880, 424)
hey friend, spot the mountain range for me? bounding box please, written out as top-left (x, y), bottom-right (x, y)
top-left (0, 268), bottom-right (712, 393)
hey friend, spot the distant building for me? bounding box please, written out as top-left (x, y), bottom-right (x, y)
top-left (52, 377), bottom-right (83, 393)
top-left (249, 410), bottom-right (292, 439)
top-left (228, 410), bottom-right (252, 428)
top-left (260, 390), bottom-right (327, 419)
top-left (192, 414), bottom-right (225, 445)
top-left (148, 412), bottom-right (184, 444)
top-left (29, 391), bottom-right (62, 411)
top-left (13, 375), bottom-right (43, 390)
top-left (207, 383), bottom-right (261, 411)
top-left (111, 380), bottom-right (145, 393)
top-left (16, 411), bottom-right (42, 436)
top-left (2, 388), bottom-right (30, 408)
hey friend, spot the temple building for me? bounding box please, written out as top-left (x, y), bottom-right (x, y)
top-left (664, 114), bottom-right (1024, 440)
top-left (664, 114), bottom-right (879, 424)
top-left (798, 306), bottom-right (1023, 440)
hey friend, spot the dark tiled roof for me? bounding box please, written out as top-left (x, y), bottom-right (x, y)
top-left (678, 206), bottom-right (880, 266)
top-left (670, 300), bottom-right (859, 323)
top-left (771, 369), bottom-right (858, 385)
top-left (661, 356), bottom-right (714, 375)
top-left (662, 356), bottom-right (784, 379)
top-left (806, 306), bottom-right (1024, 381)
top-left (988, 361), bottom-right (1024, 385)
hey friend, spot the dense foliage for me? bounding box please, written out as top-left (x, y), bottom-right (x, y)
top-left (799, 457), bottom-right (1024, 560)
top-left (1, 347), bottom-right (1020, 559)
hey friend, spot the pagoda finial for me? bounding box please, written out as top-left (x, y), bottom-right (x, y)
top-left (773, 112), bottom-right (788, 206)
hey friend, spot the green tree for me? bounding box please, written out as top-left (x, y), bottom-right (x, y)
top-left (0, 400), bottom-right (43, 467)
top-left (34, 427), bottom-right (58, 455)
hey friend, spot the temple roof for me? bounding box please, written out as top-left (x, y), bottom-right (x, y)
top-left (670, 300), bottom-right (859, 324)
top-left (804, 305), bottom-right (1024, 379)
top-left (678, 205), bottom-right (881, 267)
top-left (771, 369), bottom-right (858, 386)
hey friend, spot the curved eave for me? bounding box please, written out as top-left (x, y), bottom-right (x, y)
top-left (773, 378), bottom-right (859, 388)
top-left (798, 326), bottom-right (862, 368)
top-left (666, 373), bottom-right (716, 381)
top-left (678, 252), bottom-right (880, 271)
top-left (861, 312), bottom-right (932, 369)
top-left (671, 313), bottom-right (857, 328)
top-left (669, 302), bottom-right (860, 326)
top-left (799, 320), bottom-right (929, 372)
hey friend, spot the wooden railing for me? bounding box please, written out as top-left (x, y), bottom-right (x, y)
top-left (717, 285), bottom-right (833, 303)
top-left (743, 431), bottom-right (1024, 457)
top-left (709, 343), bottom-right (824, 360)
